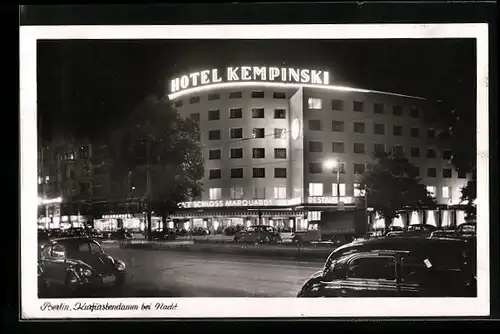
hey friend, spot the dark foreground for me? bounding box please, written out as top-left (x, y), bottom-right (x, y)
top-left (39, 247), bottom-right (323, 298)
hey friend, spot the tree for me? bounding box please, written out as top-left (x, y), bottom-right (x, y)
top-left (356, 152), bottom-right (437, 231)
top-left (113, 95), bottom-right (204, 240)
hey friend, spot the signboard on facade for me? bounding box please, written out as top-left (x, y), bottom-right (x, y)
top-left (170, 66), bottom-right (330, 94)
top-left (177, 197), bottom-right (302, 209)
top-left (306, 196), bottom-right (354, 205)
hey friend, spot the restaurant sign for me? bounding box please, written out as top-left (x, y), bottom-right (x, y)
top-left (178, 198), bottom-right (302, 209)
top-left (170, 66), bottom-right (330, 94)
top-left (307, 196), bottom-right (354, 204)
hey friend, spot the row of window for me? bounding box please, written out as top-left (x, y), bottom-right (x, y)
top-left (315, 120), bottom-right (442, 138)
top-left (209, 148), bottom-right (287, 160)
top-left (208, 167), bottom-right (287, 179)
top-left (308, 97), bottom-right (421, 118)
top-left (189, 108), bottom-right (287, 121)
top-left (174, 91), bottom-right (288, 108)
top-left (208, 128), bottom-right (288, 140)
top-left (207, 184), bottom-right (457, 200)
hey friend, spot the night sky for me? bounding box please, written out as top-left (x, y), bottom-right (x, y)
top-left (37, 39), bottom-right (476, 140)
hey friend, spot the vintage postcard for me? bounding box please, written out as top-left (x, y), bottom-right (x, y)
top-left (20, 23), bottom-right (489, 318)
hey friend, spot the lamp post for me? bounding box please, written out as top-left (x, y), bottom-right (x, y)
top-left (324, 159), bottom-right (341, 206)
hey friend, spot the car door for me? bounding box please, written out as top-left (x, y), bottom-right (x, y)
top-left (340, 254), bottom-right (399, 297)
top-left (398, 255), bottom-right (428, 297)
top-left (45, 244), bottom-right (69, 285)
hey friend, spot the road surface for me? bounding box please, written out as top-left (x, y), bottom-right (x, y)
top-left (87, 247), bottom-right (322, 297)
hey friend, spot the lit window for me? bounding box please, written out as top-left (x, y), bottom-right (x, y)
top-left (426, 186), bottom-right (436, 197)
top-left (332, 183), bottom-right (346, 197)
top-left (38, 176), bottom-right (43, 185)
top-left (273, 187), bottom-right (287, 199)
top-left (230, 187), bottom-right (244, 199)
top-left (252, 128), bottom-right (265, 138)
top-left (274, 128), bottom-right (287, 139)
top-left (309, 183), bottom-right (323, 197)
top-left (45, 176), bottom-right (50, 182)
top-left (209, 188), bottom-right (221, 200)
top-left (308, 211), bottom-right (322, 221)
top-left (442, 186), bottom-right (451, 199)
top-left (308, 98), bottom-right (323, 110)
top-left (69, 152), bottom-right (75, 160)
top-left (354, 183), bottom-right (365, 197)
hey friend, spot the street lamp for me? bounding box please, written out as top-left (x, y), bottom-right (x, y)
top-left (323, 159), bottom-right (341, 206)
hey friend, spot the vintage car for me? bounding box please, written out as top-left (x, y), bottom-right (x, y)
top-left (430, 222), bottom-right (477, 240)
top-left (234, 225), bottom-right (282, 243)
top-left (109, 229), bottom-right (133, 240)
top-left (297, 237), bottom-right (476, 298)
top-left (38, 237), bottom-right (127, 297)
top-left (148, 228), bottom-right (177, 241)
top-left (386, 224), bottom-right (437, 238)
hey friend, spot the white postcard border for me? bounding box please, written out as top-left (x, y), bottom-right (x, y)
top-left (20, 23), bottom-right (489, 319)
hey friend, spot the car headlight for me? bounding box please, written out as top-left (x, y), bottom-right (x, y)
top-left (115, 259), bottom-right (126, 271)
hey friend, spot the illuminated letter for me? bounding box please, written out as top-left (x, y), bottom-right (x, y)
top-left (227, 67), bottom-right (240, 81)
top-left (323, 71), bottom-right (330, 85)
top-left (281, 68), bottom-right (287, 81)
top-left (300, 69), bottom-right (310, 83)
top-left (269, 67), bottom-right (280, 81)
top-left (200, 70), bottom-right (210, 85)
top-left (253, 67), bottom-right (266, 80)
top-left (311, 70), bottom-right (323, 84)
top-left (189, 72), bottom-right (200, 86)
top-left (171, 78), bottom-right (180, 93)
top-left (212, 69), bottom-right (223, 83)
top-left (288, 68), bottom-right (300, 82)
top-left (241, 66), bottom-right (251, 80)
top-left (180, 75), bottom-right (190, 89)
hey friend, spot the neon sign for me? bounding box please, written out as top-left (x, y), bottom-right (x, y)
top-left (307, 196), bottom-right (354, 204)
top-left (178, 198), bottom-right (302, 209)
top-left (170, 66), bottom-right (330, 94)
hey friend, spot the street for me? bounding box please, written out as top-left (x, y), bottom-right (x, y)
top-left (82, 247), bottom-right (322, 297)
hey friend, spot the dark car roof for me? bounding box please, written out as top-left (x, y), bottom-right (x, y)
top-left (50, 237), bottom-right (95, 244)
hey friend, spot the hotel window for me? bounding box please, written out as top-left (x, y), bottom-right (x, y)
top-left (231, 168), bottom-right (244, 178)
top-left (393, 125), bottom-right (403, 136)
top-left (254, 187), bottom-right (266, 199)
top-left (253, 168), bottom-right (266, 178)
top-left (332, 120), bottom-right (344, 132)
top-left (332, 183), bottom-right (346, 197)
top-left (309, 120), bottom-right (322, 131)
top-left (410, 106), bottom-right (420, 118)
top-left (253, 148), bottom-right (265, 159)
top-left (354, 163), bottom-right (366, 174)
top-left (273, 92), bottom-right (286, 99)
top-left (252, 128), bottom-right (265, 138)
top-left (230, 128), bottom-right (243, 139)
top-left (332, 162), bottom-right (346, 174)
top-left (354, 184), bottom-right (366, 197)
top-left (353, 100), bottom-right (364, 112)
top-left (443, 150), bottom-right (453, 160)
top-left (230, 148), bottom-right (243, 159)
top-left (353, 122), bottom-right (365, 133)
top-left (252, 91), bottom-right (265, 98)
top-left (208, 93), bottom-right (220, 101)
top-left (426, 186), bottom-right (436, 197)
top-left (209, 169), bottom-right (222, 179)
top-left (274, 168), bottom-right (287, 178)
top-left (274, 148), bottom-right (287, 159)
top-left (332, 142), bottom-right (345, 153)
top-left (174, 100), bottom-right (183, 108)
top-left (393, 105), bottom-right (403, 116)
top-left (374, 144), bottom-right (386, 155)
top-left (252, 108), bottom-right (265, 118)
top-left (309, 183), bottom-right (323, 197)
top-left (374, 123), bottom-right (385, 135)
top-left (189, 96), bottom-right (200, 104)
top-left (274, 109), bottom-right (286, 119)
top-left (274, 128), bottom-right (287, 139)
top-left (189, 113), bottom-right (200, 122)
top-left (427, 129), bottom-right (436, 139)
top-left (331, 99), bottom-right (344, 111)
top-left (427, 168), bottom-right (437, 178)
top-left (208, 149), bottom-right (221, 160)
top-left (309, 141), bottom-right (323, 153)
top-left (410, 127), bottom-right (420, 138)
top-left (410, 147), bottom-right (420, 157)
top-left (274, 187), bottom-right (287, 199)
top-left (392, 145), bottom-right (404, 156)
top-left (442, 186), bottom-right (452, 199)
top-left (353, 143), bottom-right (365, 154)
top-left (230, 108), bottom-right (243, 119)
top-left (443, 168), bottom-right (452, 178)
top-left (209, 188), bottom-right (222, 200)
top-left (374, 103), bottom-right (385, 114)
top-left (308, 98), bottom-right (323, 110)
top-left (427, 148), bottom-right (437, 158)
top-left (208, 130), bottom-right (221, 140)
top-left (229, 91), bottom-right (242, 99)
top-left (309, 163), bottom-right (323, 174)
top-left (208, 109), bottom-right (220, 121)
top-left (458, 170), bottom-right (467, 179)
top-left (230, 187), bottom-right (244, 199)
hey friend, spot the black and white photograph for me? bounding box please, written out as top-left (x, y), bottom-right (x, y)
top-left (20, 23), bottom-right (490, 318)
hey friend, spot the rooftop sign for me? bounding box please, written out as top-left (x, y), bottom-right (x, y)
top-left (170, 66), bottom-right (330, 94)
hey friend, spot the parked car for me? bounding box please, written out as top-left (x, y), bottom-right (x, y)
top-left (456, 222), bottom-right (476, 239)
top-left (387, 224), bottom-right (437, 238)
top-left (234, 225), bottom-right (282, 243)
top-left (430, 228), bottom-right (457, 239)
top-left (191, 227), bottom-right (210, 236)
top-left (224, 225), bottom-right (245, 236)
top-left (64, 227), bottom-right (88, 238)
top-left (110, 229), bottom-right (133, 241)
top-left (38, 237), bottom-right (126, 297)
top-left (297, 236), bottom-right (476, 298)
top-left (148, 228), bottom-right (177, 241)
